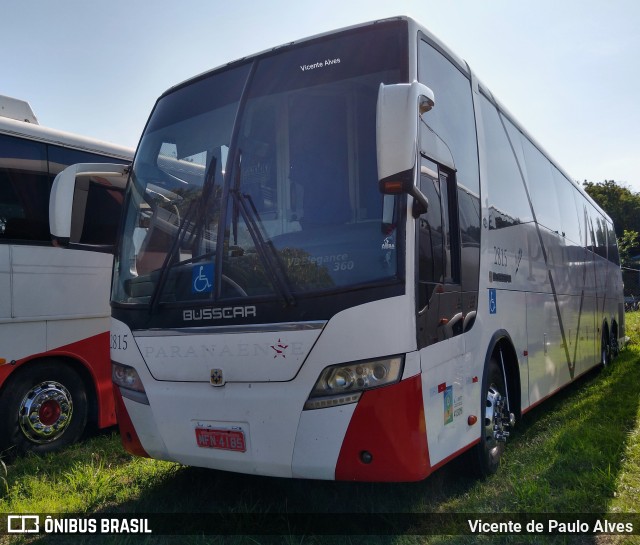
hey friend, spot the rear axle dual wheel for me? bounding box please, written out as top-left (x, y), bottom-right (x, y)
top-left (0, 362), bottom-right (88, 456)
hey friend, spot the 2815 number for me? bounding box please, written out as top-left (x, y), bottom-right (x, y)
top-left (494, 246), bottom-right (508, 267)
top-left (110, 334), bottom-right (128, 351)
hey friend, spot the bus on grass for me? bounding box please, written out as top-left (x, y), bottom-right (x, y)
top-left (52, 16), bottom-right (624, 480)
top-left (0, 95), bottom-right (133, 455)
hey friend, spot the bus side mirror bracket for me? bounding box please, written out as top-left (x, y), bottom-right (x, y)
top-left (377, 82), bottom-right (434, 218)
top-left (49, 163), bottom-right (129, 253)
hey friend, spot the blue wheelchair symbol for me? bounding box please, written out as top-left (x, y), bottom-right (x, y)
top-left (489, 288), bottom-right (497, 314)
top-left (192, 264), bottom-right (214, 294)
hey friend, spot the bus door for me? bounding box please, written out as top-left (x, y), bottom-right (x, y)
top-left (416, 155), bottom-right (463, 349)
top-left (417, 154), bottom-right (469, 461)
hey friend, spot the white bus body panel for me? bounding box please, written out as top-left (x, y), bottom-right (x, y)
top-left (0, 95), bottom-right (38, 124)
top-left (11, 246), bottom-right (112, 319)
top-left (292, 404), bottom-right (356, 479)
top-left (135, 327), bottom-right (324, 383)
top-left (113, 295), bottom-right (418, 476)
top-left (419, 335), bottom-right (469, 466)
top-left (0, 245), bottom-right (112, 361)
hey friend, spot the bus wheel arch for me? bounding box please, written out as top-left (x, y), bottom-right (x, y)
top-left (0, 358), bottom-right (90, 456)
top-left (471, 332), bottom-right (519, 477)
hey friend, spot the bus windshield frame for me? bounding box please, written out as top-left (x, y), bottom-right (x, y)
top-left (112, 21), bottom-right (409, 321)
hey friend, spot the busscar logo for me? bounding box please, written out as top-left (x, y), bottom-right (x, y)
top-left (183, 306), bottom-right (256, 322)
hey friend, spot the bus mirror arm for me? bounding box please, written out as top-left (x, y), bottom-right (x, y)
top-left (409, 186), bottom-right (429, 218)
top-left (379, 174), bottom-right (429, 218)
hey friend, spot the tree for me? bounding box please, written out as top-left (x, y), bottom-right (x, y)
top-left (582, 180), bottom-right (640, 266)
top-left (582, 180), bottom-right (640, 237)
top-left (618, 230), bottom-right (639, 268)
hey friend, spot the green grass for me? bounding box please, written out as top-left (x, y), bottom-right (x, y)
top-left (2, 314), bottom-right (640, 545)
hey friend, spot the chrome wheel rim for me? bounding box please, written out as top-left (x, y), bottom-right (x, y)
top-left (484, 384), bottom-right (507, 463)
top-left (18, 381), bottom-right (73, 444)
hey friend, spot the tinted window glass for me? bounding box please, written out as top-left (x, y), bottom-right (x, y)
top-left (552, 168), bottom-right (581, 244)
top-left (71, 175), bottom-right (125, 246)
top-left (458, 183), bottom-right (481, 291)
top-left (594, 213), bottom-right (607, 259)
top-left (418, 157), bottom-right (444, 306)
top-left (479, 95), bottom-right (533, 229)
top-left (520, 137), bottom-right (561, 233)
top-left (0, 134), bottom-right (50, 242)
top-left (48, 145), bottom-right (128, 178)
top-left (607, 221), bottom-right (619, 265)
top-left (418, 39), bottom-right (479, 197)
top-left (586, 209), bottom-right (597, 253)
top-left (418, 39), bottom-right (480, 297)
top-left (115, 23), bottom-right (407, 307)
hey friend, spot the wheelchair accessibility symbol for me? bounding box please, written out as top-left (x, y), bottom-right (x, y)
top-left (489, 288), bottom-right (497, 314)
top-left (192, 263), bottom-right (214, 294)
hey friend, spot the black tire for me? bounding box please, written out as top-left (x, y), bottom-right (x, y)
top-left (0, 361), bottom-right (88, 457)
top-left (610, 323), bottom-right (619, 359)
top-left (471, 357), bottom-right (508, 477)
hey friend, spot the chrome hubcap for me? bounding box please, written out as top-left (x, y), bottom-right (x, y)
top-left (484, 385), bottom-right (512, 461)
top-left (19, 381), bottom-right (73, 443)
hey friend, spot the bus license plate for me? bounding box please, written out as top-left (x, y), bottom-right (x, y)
top-left (195, 428), bottom-right (246, 452)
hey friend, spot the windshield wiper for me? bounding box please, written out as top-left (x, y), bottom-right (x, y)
top-left (149, 157), bottom-right (218, 312)
top-left (229, 152), bottom-right (295, 307)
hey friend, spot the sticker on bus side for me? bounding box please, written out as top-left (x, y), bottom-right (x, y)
top-left (444, 385), bottom-right (453, 425)
top-left (489, 288), bottom-right (497, 314)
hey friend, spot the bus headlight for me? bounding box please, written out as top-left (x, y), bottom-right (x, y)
top-left (303, 356), bottom-right (404, 410)
top-left (112, 361), bottom-right (149, 405)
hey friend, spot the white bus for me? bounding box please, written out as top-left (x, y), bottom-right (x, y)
top-left (52, 17), bottom-right (624, 480)
top-left (0, 95), bottom-right (133, 455)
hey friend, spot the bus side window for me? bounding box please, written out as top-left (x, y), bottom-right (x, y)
top-left (417, 157), bottom-right (444, 309)
top-left (479, 95), bottom-right (533, 229)
top-left (0, 134), bottom-right (50, 242)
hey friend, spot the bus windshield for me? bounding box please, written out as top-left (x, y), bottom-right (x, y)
top-left (113, 22), bottom-right (407, 308)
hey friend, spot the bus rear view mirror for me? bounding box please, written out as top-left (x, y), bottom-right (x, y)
top-left (377, 82), bottom-right (435, 217)
top-left (49, 163), bottom-right (130, 253)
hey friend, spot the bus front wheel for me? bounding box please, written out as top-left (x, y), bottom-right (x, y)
top-left (0, 362), bottom-right (88, 457)
top-left (472, 357), bottom-right (512, 477)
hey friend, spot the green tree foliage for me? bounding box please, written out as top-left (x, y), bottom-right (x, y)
top-left (583, 180), bottom-right (640, 265)
top-left (619, 230), bottom-right (640, 268)
top-left (582, 180), bottom-right (640, 237)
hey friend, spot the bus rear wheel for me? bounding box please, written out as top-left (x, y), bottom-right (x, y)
top-left (601, 327), bottom-right (611, 367)
top-left (610, 323), bottom-right (619, 359)
top-left (0, 362), bottom-right (88, 457)
top-left (472, 357), bottom-right (512, 477)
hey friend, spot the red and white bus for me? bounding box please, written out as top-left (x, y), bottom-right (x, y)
top-left (53, 17), bottom-right (624, 480)
top-left (0, 95), bottom-right (133, 455)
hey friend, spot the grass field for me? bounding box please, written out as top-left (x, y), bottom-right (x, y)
top-left (1, 313), bottom-right (639, 545)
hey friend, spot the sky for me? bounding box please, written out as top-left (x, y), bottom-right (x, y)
top-left (3, 0), bottom-right (639, 192)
